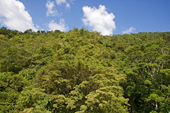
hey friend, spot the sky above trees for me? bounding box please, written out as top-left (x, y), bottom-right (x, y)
top-left (0, 0), bottom-right (170, 35)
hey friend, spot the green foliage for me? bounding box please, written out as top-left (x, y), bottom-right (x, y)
top-left (119, 37), bottom-right (170, 112)
top-left (0, 27), bottom-right (170, 112)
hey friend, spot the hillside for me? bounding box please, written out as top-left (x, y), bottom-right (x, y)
top-left (0, 27), bottom-right (170, 113)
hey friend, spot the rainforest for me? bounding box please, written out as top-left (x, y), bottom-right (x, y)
top-left (0, 27), bottom-right (170, 113)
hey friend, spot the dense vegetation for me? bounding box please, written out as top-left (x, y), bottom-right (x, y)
top-left (0, 27), bottom-right (170, 113)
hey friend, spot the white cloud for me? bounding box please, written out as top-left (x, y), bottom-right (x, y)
top-left (46, 0), bottom-right (58, 16)
top-left (0, 0), bottom-right (38, 32)
top-left (36, 24), bottom-right (40, 29)
top-left (82, 5), bottom-right (116, 36)
top-left (48, 19), bottom-right (68, 31)
top-left (66, 3), bottom-right (70, 8)
top-left (122, 27), bottom-right (136, 34)
top-left (56, 0), bottom-right (70, 8)
top-left (56, 0), bottom-right (66, 5)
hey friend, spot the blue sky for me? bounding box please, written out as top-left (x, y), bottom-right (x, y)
top-left (0, 0), bottom-right (170, 35)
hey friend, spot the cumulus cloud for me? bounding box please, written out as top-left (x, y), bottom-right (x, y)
top-left (82, 5), bottom-right (116, 36)
top-left (122, 27), bottom-right (136, 34)
top-left (56, 0), bottom-right (70, 8)
top-left (46, 0), bottom-right (58, 16)
top-left (0, 0), bottom-right (37, 32)
top-left (48, 19), bottom-right (68, 31)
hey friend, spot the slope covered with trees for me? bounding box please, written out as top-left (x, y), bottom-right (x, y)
top-left (0, 27), bottom-right (170, 113)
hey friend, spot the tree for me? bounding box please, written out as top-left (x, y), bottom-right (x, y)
top-left (120, 39), bottom-right (170, 112)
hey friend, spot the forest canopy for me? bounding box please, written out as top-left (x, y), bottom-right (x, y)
top-left (0, 27), bottom-right (170, 113)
